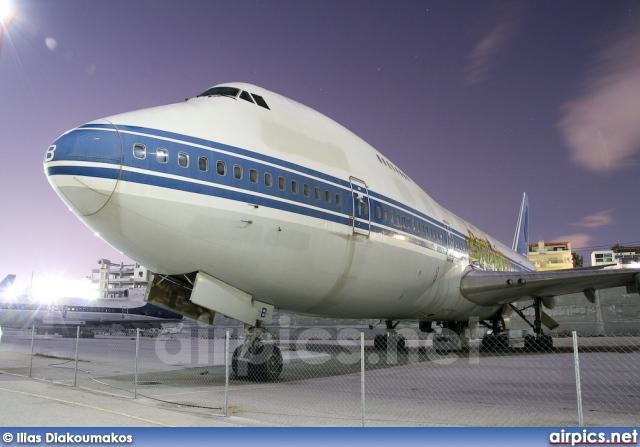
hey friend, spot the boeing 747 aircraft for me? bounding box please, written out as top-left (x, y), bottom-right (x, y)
top-left (44, 82), bottom-right (640, 379)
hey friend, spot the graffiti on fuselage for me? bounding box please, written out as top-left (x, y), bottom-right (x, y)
top-left (467, 231), bottom-right (512, 271)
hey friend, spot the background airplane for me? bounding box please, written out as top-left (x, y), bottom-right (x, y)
top-left (0, 275), bottom-right (183, 338)
top-left (43, 82), bottom-right (640, 378)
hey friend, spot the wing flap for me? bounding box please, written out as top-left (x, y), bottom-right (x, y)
top-left (460, 268), bottom-right (640, 307)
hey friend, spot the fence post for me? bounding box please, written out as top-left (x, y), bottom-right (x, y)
top-left (361, 331), bottom-right (365, 427)
top-left (225, 330), bottom-right (230, 417)
top-left (135, 328), bottom-right (140, 398)
top-left (29, 324), bottom-right (35, 378)
top-left (73, 326), bottom-right (80, 386)
top-left (572, 330), bottom-right (584, 426)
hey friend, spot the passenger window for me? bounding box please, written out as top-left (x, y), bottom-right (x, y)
top-left (325, 190), bottom-right (331, 203)
top-left (156, 148), bottom-right (168, 163)
top-left (278, 176), bottom-right (285, 190)
top-left (198, 156), bottom-right (208, 172)
top-left (314, 187), bottom-right (321, 200)
top-left (217, 161), bottom-right (226, 175)
top-left (384, 210), bottom-right (388, 221)
top-left (265, 172), bottom-right (273, 187)
top-left (395, 215), bottom-right (401, 225)
top-left (133, 143), bottom-right (146, 160)
top-left (233, 165), bottom-right (242, 179)
top-left (335, 193), bottom-right (342, 206)
top-left (376, 207), bottom-right (382, 219)
top-left (303, 183), bottom-right (310, 197)
top-left (249, 169), bottom-right (258, 183)
top-left (390, 212), bottom-right (395, 224)
top-left (178, 152), bottom-right (189, 168)
top-left (291, 180), bottom-right (299, 194)
top-left (362, 202), bottom-right (369, 215)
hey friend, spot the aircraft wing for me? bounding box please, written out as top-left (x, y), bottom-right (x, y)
top-left (460, 267), bottom-right (640, 307)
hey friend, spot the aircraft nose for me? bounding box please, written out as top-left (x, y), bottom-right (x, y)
top-left (44, 120), bottom-right (123, 216)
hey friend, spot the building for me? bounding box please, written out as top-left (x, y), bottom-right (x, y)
top-left (92, 259), bottom-right (150, 298)
top-left (592, 246), bottom-right (640, 269)
top-left (528, 240), bottom-right (573, 271)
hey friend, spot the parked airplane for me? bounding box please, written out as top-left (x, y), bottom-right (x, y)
top-left (0, 276), bottom-right (183, 337)
top-left (43, 82), bottom-right (640, 378)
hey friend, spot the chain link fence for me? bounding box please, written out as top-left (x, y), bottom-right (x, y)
top-left (1, 324), bottom-right (638, 426)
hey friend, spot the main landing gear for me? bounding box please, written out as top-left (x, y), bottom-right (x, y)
top-left (518, 297), bottom-right (554, 351)
top-left (481, 298), bottom-right (555, 352)
top-left (371, 320), bottom-right (407, 351)
top-left (480, 310), bottom-right (511, 352)
top-left (232, 323), bottom-right (283, 381)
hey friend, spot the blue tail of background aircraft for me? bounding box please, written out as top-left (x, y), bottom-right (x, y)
top-left (512, 193), bottom-right (529, 257)
top-left (0, 275), bottom-right (16, 291)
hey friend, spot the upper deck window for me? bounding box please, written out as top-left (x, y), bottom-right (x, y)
top-left (197, 86), bottom-right (240, 98)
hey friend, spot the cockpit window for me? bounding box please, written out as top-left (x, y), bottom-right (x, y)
top-left (239, 91), bottom-right (254, 103)
top-left (197, 86), bottom-right (270, 110)
top-left (197, 87), bottom-right (240, 98)
top-left (251, 93), bottom-right (270, 110)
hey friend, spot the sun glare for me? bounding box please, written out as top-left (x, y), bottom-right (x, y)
top-left (0, 0), bottom-right (15, 23)
top-left (30, 276), bottom-right (99, 303)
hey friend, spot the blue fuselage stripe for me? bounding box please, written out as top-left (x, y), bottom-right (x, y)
top-left (48, 126), bottom-right (530, 272)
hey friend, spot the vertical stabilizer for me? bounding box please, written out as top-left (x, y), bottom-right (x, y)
top-left (512, 193), bottom-right (529, 257)
top-left (0, 275), bottom-right (16, 290)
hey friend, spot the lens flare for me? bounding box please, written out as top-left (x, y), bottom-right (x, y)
top-left (0, 0), bottom-right (15, 23)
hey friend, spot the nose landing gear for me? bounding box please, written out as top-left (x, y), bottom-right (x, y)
top-left (232, 323), bottom-right (283, 381)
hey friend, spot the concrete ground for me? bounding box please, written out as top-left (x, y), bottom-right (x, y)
top-left (1, 332), bottom-right (638, 427)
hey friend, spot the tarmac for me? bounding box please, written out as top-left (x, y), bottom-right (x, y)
top-left (0, 363), bottom-right (259, 427)
top-left (1, 332), bottom-right (638, 427)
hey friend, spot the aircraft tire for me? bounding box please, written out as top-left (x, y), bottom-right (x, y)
top-left (524, 334), bottom-right (553, 352)
top-left (249, 345), bottom-right (283, 381)
top-left (374, 334), bottom-right (387, 351)
top-left (481, 334), bottom-right (509, 352)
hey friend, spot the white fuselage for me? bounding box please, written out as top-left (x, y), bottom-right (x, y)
top-left (44, 83), bottom-right (534, 323)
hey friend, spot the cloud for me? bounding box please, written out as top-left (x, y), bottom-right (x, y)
top-left (558, 14), bottom-right (640, 172)
top-left (552, 233), bottom-right (592, 251)
top-left (465, 9), bottom-right (518, 85)
top-left (570, 209), bottom-right (613, 229)
top-left (45, 37), bottom-right (57, 51)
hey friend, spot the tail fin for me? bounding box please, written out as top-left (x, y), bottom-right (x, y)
top-left (512, 193), bottom-right (529, 257)
top-left (0, 275), bottom-right (16, 290)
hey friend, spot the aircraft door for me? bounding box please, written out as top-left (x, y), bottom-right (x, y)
top-left (444, 222), bottom-right (454, 262)
top-left (349, 177), bottom-right (370, 237)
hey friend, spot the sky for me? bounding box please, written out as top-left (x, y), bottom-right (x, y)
top-left (1, 0), bottom-right (639, 289)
